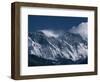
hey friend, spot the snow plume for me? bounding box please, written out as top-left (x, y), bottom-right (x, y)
top-left (69, 22), bottom-right (88, 40)
top-left (40, 30), bottom-right (59, 38)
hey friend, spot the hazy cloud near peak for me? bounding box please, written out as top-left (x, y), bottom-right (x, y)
top-left (39, 22), bottom-right (88, 40)
top-left (40, 30), bottom-right (59, 38)
top-left (69, 22), bottom-right (88, 40)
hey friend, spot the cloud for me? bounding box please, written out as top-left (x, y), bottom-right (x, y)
top-left (40, 30), bottom-right (59, 38)
top-left (69, 22), bottom-right (88, 40)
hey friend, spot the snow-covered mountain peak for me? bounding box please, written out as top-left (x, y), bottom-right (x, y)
top-left (28, 30), bottom-right (88, 64)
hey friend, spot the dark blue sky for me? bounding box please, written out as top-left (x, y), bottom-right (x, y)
top-left (28, 15), bottom-right (87, 32)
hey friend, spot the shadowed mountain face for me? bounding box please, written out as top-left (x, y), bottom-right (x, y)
top-left (28, 30), bottom-right (88, 66)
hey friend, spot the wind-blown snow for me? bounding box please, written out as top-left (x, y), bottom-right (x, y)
top-left (40, 30), bottom-right (59, 38)
top-left (69, 22), bottom-right (88, 40)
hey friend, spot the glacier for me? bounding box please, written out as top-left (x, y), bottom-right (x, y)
top-left (28, 30), bottom-right (88, 66)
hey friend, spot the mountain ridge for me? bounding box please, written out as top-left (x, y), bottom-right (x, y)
top-left (28, 30), bottom-right (88, 66)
